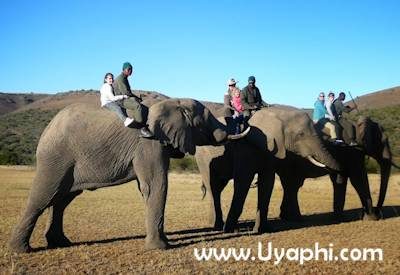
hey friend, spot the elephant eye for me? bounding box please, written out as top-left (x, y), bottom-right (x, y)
top-left (297, 132), bottom-right (305, 138)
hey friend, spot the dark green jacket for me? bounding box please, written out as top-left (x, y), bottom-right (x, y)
top-left (333, 99), bottom-right (352, 119)
top-left (113, 73), bottom-right (134, 97)
top-left (240, 85), bottom-right (263, 110)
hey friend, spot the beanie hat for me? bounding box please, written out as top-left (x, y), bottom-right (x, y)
top-left (122, 62), bottom-right (132, 70)
top-left (248, 76), bottom-right (256, 83)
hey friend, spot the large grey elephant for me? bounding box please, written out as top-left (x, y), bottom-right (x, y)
top-left (195, 105), bottom-right (340, 232)
top-left (9, 98), bottom-right (248, 253)
top-left (279, 116), bottom-right (399, 221)
top-left (196, 111), bottom-right (397, 233)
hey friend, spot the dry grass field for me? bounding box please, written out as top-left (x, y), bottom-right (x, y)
top-left (1, 166), bottom-right (399, 274)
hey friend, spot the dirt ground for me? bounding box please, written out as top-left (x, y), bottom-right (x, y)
top-left (0, 166), bottom-right (399, 274)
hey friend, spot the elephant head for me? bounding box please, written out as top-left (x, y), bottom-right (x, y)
top-left (356, 116), bottom-right (397, 212)
top-left (147, 99), bottom-right (249, 155)
top-left (247, 106), bottom-right (340, 170)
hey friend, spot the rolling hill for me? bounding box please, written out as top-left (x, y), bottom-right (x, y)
top-left (1, 86), bottom-right (399, 116)
top-left (0, 92), bottom-right (49, 115)
top-left (347, 86), bottom-right (400, 110)
top-left (0, 86), bottom-right (399, 166)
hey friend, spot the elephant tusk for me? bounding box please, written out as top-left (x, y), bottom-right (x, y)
top-left (227, 126), bottom-right (251, 140)
top-left (307, 156), bottom-right (326, 168)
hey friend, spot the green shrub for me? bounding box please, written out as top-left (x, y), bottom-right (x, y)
top-left (0, 109), bottom-right (59, 165)
top-left (170, 155), bottom-right (199, 173)
top-left (365, 158), bottom-right (379, 173)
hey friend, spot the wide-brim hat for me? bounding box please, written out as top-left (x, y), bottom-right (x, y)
top-left (227, 78), bottom-right (238, 86)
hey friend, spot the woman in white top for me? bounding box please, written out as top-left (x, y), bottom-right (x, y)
top-left (100, 73), bottom-right (134, 127)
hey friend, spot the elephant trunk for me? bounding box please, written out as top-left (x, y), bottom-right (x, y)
top-left (376, 158), bottom-right (391, 209)
top-left (300, 137), bottom-right (340, 171)
top-left (212, 128), bottom-right (228, 143)
top-left (314, 149), bottom-right (340, 171)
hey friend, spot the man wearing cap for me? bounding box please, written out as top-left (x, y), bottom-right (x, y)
top-left (333, 92), bottom-right (357, 145)
top-left (113, 62), bottom-right (153, 138)
top-left (240, 76), bottom-right (265, 119)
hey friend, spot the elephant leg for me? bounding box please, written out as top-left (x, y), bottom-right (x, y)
top-left (209, 177), bottom-right (229, 230)
top-left (9, 163), bottom-right (74, 253)
top-left (224, 172), bottom-right (254, 233)
top-left (349, 169), bottom-right (377, 220)
top-left (331, 173), bottom-right (348, 219)
top-left (254, 170), bottom-right (275, 233)
top-left (134, 146), bottom-right (169, 250)
top-left (45, 191), bottom-right (82, 248)
top-left (9, 197), bottom-right (47, 253)
top-left (279, 175), bottom-right (303, 221)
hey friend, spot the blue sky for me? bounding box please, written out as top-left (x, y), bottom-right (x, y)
top-left (1, 0), bottom-right (399, 108)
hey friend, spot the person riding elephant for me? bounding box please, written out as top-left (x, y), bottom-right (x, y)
top-left (240, 76), bottom-right (267, 120)
top-left (223, 78), bottom-right (241, 134)
top-left (313, 92), bottom-right (341, 144)
top-left (333, 92), bottom-right (357, 146)
top-left (325, 92), bottom-right (344, 143)
top-left (113, 62), bottom-right (153, 138)
top-left (8, 98), bottom-right (249, 253)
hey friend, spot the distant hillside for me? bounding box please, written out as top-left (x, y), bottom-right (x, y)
top-left (0, 109), bottom-right (58, 164)
top-left (347, 86), bottom-right (400, 110)
top-left (2, 86), bottom-right (398, 116)
top-left (15, 90), bottom-right (100, 112)
top-left (0, 89), bottom-right (171, 115)
top-left (0, 87), bottom-right (398, 169)
top-left (0, 92), bottom-right (49, 115)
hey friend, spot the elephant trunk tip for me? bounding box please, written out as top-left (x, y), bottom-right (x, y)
top-left (213, 128), bottom-right (228, 144)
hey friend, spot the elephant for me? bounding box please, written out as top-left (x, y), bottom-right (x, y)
top-left (195, 105), bottom-right (340, 233)
top-left (279, 116), bottom-right (399, 221)
top-left (196, 111), bottom-right (397, 233)
top-left (9, 98), bottom-right (249, 253)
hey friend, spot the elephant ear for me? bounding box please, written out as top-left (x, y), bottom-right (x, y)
top-left (147, 99), bottom-right (195, 155)
top-left (357, 116), bottom-right (391, 159)
top-left (248, 111), bottom-right (286, 159)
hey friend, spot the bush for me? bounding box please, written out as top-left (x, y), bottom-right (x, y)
top-left (170, 155), bottom-right (199, 173)
top-left (0, 109), bottom-right (59, 165)
top-left (365, 158), bottom-right (379, 173)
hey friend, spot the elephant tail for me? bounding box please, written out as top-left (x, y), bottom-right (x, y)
top-left (392, 161), bottom-right (400, 170)
top-left (201, 182), bottom-right (207, 200)
top-left (250, 181), bottom-right (258, 188)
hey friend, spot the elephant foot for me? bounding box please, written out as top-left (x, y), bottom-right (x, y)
top-left (9, 237), bottom-right (32, 253)
top-left (332, 211), bottom-right (344, 222)
top-left (252, 223), bottom-right (269, 234)
top-left (223, 222), bottom-right (236, 233)
top-left (374, 208), bottom-right (383, 220)
top-left (362, 212), bottom-right (379, 221)
top-left (280, 212), bottom-right (303, 222)
top-left (46, 233), bottom-right (72, 249)
top-left (145, 236), bottom-right (169, 250)
top-left (214, 220), bottom-right (224, 231)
